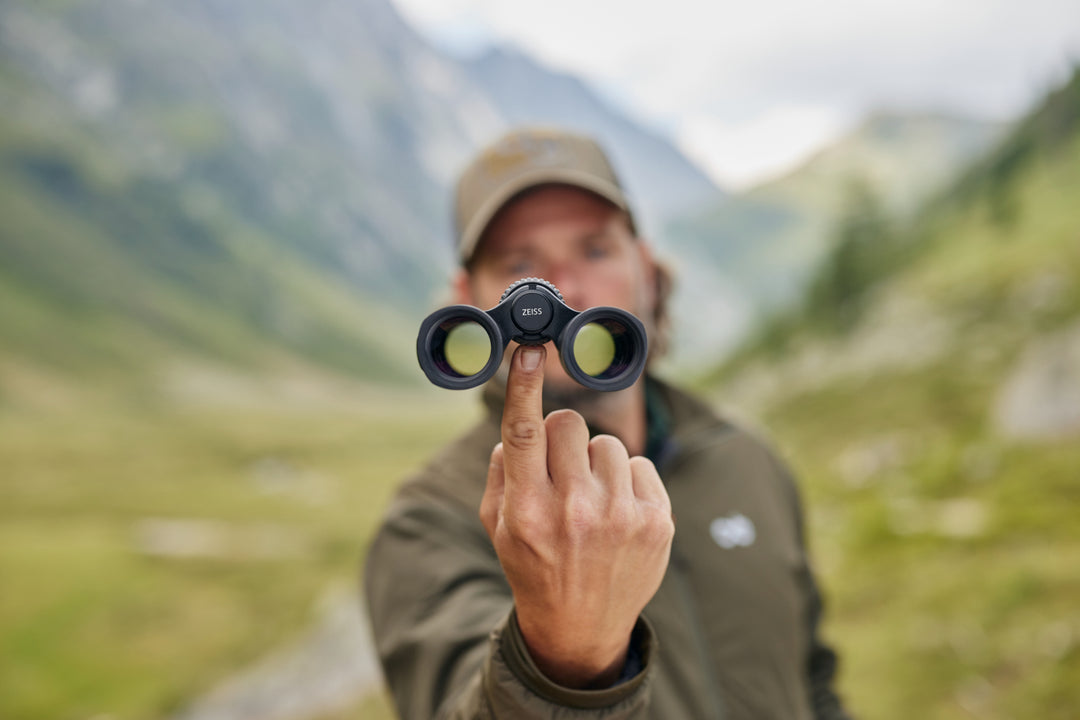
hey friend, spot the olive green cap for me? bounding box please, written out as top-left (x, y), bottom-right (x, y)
top-left (454, 127), bottom-right (636, 264)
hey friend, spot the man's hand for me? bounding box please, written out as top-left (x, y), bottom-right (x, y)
top-left (479, 345), bottom-right (675, 689)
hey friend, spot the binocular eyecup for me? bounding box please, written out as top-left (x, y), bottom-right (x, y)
top-left (417, 278), bottom-right (648, 392)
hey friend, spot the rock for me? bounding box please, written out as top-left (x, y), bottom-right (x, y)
top-left (133, 518), bottom-right (310, 561)
top-left (995, 320), bottom-right (1080, 439)
top-left (835, 433), bottom-right (909, 488)
top-left (716, 292), bottom-right (956, 415)
top-left (887, 497), bottom-right (989, 539)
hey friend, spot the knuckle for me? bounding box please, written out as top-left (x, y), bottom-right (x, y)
top-left (640, 501), bottom-right (675, 543)
top-left (563, 492), bottom-right (600, 535)
top-left (545, 409), bottom-right (586, 436)
top-left (551, 466), bottom-right (591, 489)
top-left (504, 417), bottom-right (543, 449)
top-left (589, 435), bottom-right (629, 471)
top-left (655, 511), bottom-right (676, 543)
top-left (589, 434), bottom-right (624, 454)
top-left (503, 505), bottom-right (542, 540)
top-left (608, 496), bottom-right (636, 528)
top-left (587, 436), bottom-right (607, 458)
top-left (629, 455), bottom-right (657, 476)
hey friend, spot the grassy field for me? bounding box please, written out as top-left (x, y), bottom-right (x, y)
top-left (0, 386), bottom-right (477, 720)
top-left (698, 128), bottom-right (1080, 719)
top-left (3, 135), bottom-right (1078, 719)
top-left (6, 364), bottom-right (1076, 720)
top-left (741, 362), bottom-right (1080, 719)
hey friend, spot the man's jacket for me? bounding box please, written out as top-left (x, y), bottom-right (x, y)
top-left (365, 377), bottom-right (852, 719)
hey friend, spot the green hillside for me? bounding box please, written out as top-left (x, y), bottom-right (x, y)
top-left (701, 68), bottom-right (1080, 718)
top-left (665, 113), bottom-right (1004, 312)
top-left (0, 0), bottom-right (456, 404)
top-left (0, 115), bottom-right (416, 404)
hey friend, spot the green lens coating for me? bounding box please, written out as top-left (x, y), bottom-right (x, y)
top-left (444, 321), bottom-right (490, 376)
top-left (573, 322), bottom-right (616, 377)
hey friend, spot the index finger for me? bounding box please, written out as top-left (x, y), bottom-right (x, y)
top-left (501, 345), bottom-right (549, 492)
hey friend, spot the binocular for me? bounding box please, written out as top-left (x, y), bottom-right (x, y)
top-left (417, 277), bottom-right (648, 391)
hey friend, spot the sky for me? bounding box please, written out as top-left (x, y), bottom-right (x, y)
top-left (391, 0), bottom-right (1080, 189)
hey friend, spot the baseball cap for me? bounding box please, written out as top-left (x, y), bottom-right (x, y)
top-left (454, 127), bottom-right (637, 264)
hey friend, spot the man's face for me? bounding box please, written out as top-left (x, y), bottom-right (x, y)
top-left (457, 185), bottom-right (657, 393)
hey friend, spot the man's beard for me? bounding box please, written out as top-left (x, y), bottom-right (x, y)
top-left (540, 379), bottom-right (605, 417)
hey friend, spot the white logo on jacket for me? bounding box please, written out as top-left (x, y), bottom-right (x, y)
top-left (710, 513), bottom-right (756, 549)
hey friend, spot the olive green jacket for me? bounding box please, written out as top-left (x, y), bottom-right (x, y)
top-left (364, 378), bottom-right (851, 719)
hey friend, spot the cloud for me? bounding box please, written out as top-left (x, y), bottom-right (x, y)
top-left (679, 105), bottom-right (850, 188)
top-left (392, 0), bottom-right (1080, 185)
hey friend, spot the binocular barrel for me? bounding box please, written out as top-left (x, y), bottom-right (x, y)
top-left (417, 278), bottom-right (648, 391)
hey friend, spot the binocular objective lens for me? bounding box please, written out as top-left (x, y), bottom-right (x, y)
top-left (565, 313), bottom-right (643, 386)
top-left (439, 320), bottom-right (491, 377)
top-left (572, 322), bottom-right (617, 377)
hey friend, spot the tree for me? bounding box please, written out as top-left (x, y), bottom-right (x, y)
top-left (805, 179), bottom-right (894, 332)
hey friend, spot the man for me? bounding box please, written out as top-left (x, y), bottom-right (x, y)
top-left (365, 128), bottom-right (852, 719)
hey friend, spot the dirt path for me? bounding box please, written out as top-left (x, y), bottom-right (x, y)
top-left (173, 586), bottom-right (383, 720)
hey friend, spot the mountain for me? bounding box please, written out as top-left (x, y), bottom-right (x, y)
top-left (465, 46), bottom-right (719, 234)
top-left (0, 0), bottom-right (719, 405)
top-left (0, 0), bottom-right (474, 401)
top-left (754, 111), bottom-right (1005, 215)
top-left (0, 0), bottom-right (1017, 397)
top-left (662, 113), bottom-right (1006, 364)
top-left (2, 0), bottom-right (465, 295)
top-left (700, 67), bottom-right (1080, 719)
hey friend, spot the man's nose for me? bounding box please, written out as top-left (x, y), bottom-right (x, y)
top-left (546, 266), bottom-right (585, 310)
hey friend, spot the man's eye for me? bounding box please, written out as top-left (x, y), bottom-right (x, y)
top-left (585, 244), bottom-right (611, 260)
top-left (506, 259), bottom-right (532, 275)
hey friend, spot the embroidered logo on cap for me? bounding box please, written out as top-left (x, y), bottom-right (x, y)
top-left (480, 134), bottom-right (564, 179)
top-left (709, 513), bottom-right (756, 549)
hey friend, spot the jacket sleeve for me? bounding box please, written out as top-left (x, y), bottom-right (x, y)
top-left (802, 572), bottom-right (853, 720)
top-left (364, 487), bottom-right (656, 719)
top-left (776, 459), bottom-right (855, 720)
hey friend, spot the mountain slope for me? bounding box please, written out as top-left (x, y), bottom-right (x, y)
top-left (665, 112), bottom-right (1006, 327)
top-left (0, 114), bottom-right (414, 396)
top-left (0, 0), bottom-right (480, 401)
top-left (0, 0), bottom-right (721, 403)
top-left (467, 46), bottom-right (719, 234)
top-left (1, 0), bottom-right (463, 299)
top-left (701, 68), bottom-right (1080, 720)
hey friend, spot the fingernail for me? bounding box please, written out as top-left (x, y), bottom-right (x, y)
top-left (520, 346), bottom-right (543, 371)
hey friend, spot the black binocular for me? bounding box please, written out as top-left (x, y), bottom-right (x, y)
top-left (417, 277), bottom-right (648, 391)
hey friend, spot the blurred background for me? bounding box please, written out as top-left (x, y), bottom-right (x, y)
top-left (1, 0), bottom-right (1079, 718)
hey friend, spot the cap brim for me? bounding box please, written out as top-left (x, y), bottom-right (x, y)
top-left (458, 167), bottom-right (631, 263)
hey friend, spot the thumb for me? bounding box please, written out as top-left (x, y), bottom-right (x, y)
top-left (479, 443), bottom-right (505, 540)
